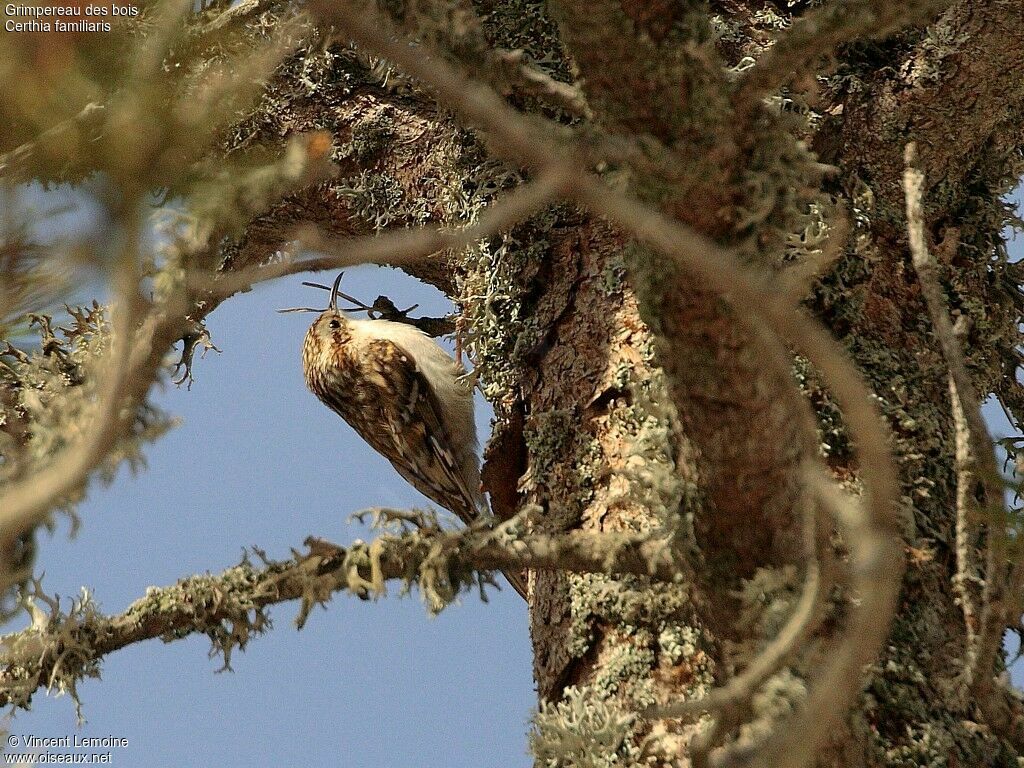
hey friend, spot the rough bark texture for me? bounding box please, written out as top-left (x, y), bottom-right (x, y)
top-left (105, 0), bottom-right (1024, 765)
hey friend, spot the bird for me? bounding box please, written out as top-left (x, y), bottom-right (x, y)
top-left (292, 273), bottom-right (528, 601)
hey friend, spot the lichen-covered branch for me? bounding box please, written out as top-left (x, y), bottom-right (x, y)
top-left (200, 169), bottom-right (568, 302)
top-left (735, 0), bottom-right (954, 107)
top-left (0, 517), bottom-right (685, 710)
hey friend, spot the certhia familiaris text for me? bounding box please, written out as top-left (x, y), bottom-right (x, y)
top-left (290, 274), bottom-right (528, 600)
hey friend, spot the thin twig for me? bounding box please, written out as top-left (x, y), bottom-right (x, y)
top-left (903, 142), bottom-right (1005, 698)
top-left (0, 103), bottom-right (106, 182)
top-left (491, 50), bottom-right (593, 119)
top-left (193, 0), bottom-right (279, 36)
top-left (950, 372), bottom-right (980, 651)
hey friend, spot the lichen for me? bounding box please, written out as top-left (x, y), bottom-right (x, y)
top-left (0, 304), bottom-right (176, 616)
top-left (734, 669), bottom-right (808, 748)
top-left (0, 581), bottom-right (103, 720)
top-left (530, 685), bottom-right (638, 768)
top-left (520, 408), bottom-right (602, 530)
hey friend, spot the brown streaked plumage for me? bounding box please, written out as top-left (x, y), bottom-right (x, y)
top-left (299, 276), bottom-right (528, 600)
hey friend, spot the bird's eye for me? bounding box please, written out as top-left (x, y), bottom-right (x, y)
top-left (328, 319), bottom-right (341, 330)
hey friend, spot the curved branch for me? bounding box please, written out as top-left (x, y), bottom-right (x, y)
top-left (311, 7), bottom-right (902, 768)
top-left (904, 144), bottom-right (1006, 703)
top-left (0, 103), bottom-right (106, 183)
top-left (197, 169), bottom-right (569, 302)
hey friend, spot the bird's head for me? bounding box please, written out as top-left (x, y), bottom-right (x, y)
top-left (307, 307), bottom-right (349, 345)
top-left (279, 273), bottom-right (352, 371)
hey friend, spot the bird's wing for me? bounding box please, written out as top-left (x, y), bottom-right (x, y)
top-left (363, 337), bottom-right (484, 526)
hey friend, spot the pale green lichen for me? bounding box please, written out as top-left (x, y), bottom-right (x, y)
top-left (591, 632), bottom-right (657, 704)
top-left (603, 367), bottom-right (692, 539)
top-left (903, 21), bottom-right (969, 87)
top-left (0, 581), bottom-right (104, 720)
top-left (520, 408), bottom-right (602, 528)
top-left (566, 573), bottom-right (692, 656)
top-left (733, 565), bottom-right (800, 641)
top-left (658, 625), bottom-right (697, 667)
top-left (530, 685), bottom-right (638, 768)
top-left (599, 251), bottom-right (628, 297)
top-left (336, 169), bottom-right (408, 228)
top-left (882, 723), bottom-right (956, 768)
top-left (345, 111), bottom-right (398, 165)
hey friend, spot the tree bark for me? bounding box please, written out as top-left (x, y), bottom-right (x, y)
top-left (92, 0), bottom-right (1024, 764)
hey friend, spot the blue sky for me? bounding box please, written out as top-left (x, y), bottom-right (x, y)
top-left (9, 266), bottom-right (534, 768)
top-left (4, 186), bottom-right (1023, 767)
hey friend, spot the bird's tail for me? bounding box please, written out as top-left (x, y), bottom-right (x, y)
top-left (462, 485), bottom-right (529, 602)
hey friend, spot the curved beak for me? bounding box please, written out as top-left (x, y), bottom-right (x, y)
top-left (328, 272), bottom-right (345, 311)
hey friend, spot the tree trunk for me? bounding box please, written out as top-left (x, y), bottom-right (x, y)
top-left (221, 1), bottom-right (1024, 764)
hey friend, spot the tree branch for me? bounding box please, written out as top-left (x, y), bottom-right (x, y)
top-left (198, 169), bottom-right (569, 302)
top-left (904, 143), bottom-right (1006, 700)
top-left (0, 227), bottom-right (146, 548)
top-left (0, 518), bottom-right (684, 709)
top-left (735, 0), bottom-right (954, 107)
top-left (310, 6), bottom-right (902, 768)
top-left (0, 103), bottom-right (106, 183)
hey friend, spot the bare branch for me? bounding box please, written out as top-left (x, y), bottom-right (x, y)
top-left (950, 372), bottom-right (981, 652)
top-left (491, 50), bottom-right (592, 119)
